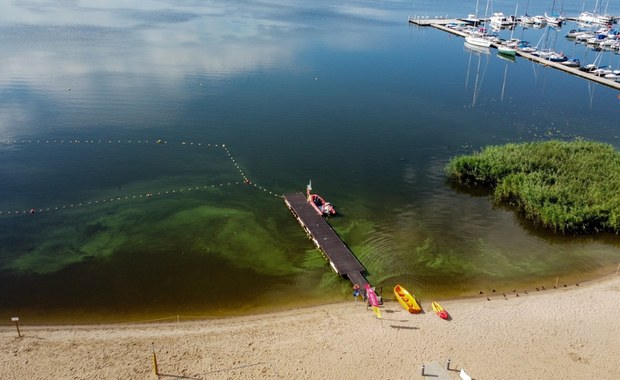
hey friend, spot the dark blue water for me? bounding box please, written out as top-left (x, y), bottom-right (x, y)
top-left (1, 0), bottom-right (620, 323)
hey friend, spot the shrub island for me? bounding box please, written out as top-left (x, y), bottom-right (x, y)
top-left (445, 139), bottom-right (620, 234)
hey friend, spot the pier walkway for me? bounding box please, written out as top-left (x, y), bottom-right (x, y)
top-left (283, 192), bottom-right (369, 289)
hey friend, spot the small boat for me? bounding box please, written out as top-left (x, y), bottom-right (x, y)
top-left (544, 12), bottom-right (563, 26)
top-left (431, 301), bottom-right (450, 320)
top-left (532, 15), bottom-right (547, 26)
top-left (490, 12), bottom-right (514, 28)
top-left (520, 14), bottom-right (535, 25)
top-left (465, 35), bottom-right (492, 48)
top-left (497, 45), bottom-right (517, 56)
top-left (393, 284), bottom-right (422, 314)
top-left (365, 284), bottom-right (380, 306)
top-left (306, 181), bottom-right (336, 216)
top-left (516, 41), bottom-right (536, 53)
top-left (561, 58), bottom-right (580, 67)
top-left (364, 284), bottom-right (382, 318)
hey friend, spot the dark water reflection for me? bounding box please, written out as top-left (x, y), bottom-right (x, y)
top-left (1, 0), bottom-right (620, 322)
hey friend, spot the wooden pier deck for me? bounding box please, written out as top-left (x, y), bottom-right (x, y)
top-left (283, 192), bottom-right (369, 288)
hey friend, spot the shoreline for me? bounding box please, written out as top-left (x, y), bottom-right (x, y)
top-left (3, 264), bottom-right (618, 327)
top-left (2, 274), bottom-right (620, 379)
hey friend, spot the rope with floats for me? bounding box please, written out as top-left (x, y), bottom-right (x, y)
top-left (0, 139), bottom-right (282, 216)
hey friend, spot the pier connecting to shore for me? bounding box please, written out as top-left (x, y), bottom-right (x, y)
top-left (283, 192), bottom-right (369, 289)
top-left (408, 17), bottom-right (620, 91)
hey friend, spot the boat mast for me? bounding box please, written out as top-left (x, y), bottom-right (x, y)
top-left (510, 3), bottom-right (518, 38)
top-left (524, 0), bottom-right (530, 16)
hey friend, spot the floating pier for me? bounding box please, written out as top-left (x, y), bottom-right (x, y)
top-left (283, 192), bottom-right (368, 289)
top-left (410, 18), bottom-right (620, 91)
top-left (408, 16), bottom-right (486, 27)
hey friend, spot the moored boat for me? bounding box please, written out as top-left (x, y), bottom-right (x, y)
top-left (465, 35), bottom-right (491, 48)
top-left (498, 44), bottom-right (517, 56)
top-left (365, 284), bottom-right (382, 318)
top-left (393, 284), bottom-right (422, 314)
top-left (431, 301), bottom-right (450, 320)
top-left (490, 12), bottom-right (514, 28)
top-left (532, 15), bottom-right (547, 26)
top-left (561, 58), bottom-right (580, 67)
top-left (306, 181), bottom-right (336, 216)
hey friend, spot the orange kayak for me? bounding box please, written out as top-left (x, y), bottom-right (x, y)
top-left (393, 284), bottom-right (422, 314)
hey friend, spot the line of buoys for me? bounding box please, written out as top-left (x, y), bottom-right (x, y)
top-left (0, 139), bottom-right (229, 148)
top-left (0, 183), bottom-right (252, 216)
top-left (0, 138), bottom-right (283, 216)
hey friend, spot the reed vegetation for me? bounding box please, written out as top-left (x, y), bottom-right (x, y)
top-left (445, 140), bottom-right (620, 234)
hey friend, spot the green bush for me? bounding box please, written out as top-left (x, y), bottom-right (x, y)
top-left (445, 140), bottom-right (620, 234)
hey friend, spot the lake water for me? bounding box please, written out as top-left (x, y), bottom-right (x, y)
top-left (1, 0), bottom-right (620, 323)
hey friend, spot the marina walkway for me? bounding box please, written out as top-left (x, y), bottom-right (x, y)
top-left (283, 192), bottom-right (369, 288)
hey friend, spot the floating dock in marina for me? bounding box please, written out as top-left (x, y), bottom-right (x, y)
top-left (283, 192), bottom-right (369, 289)
top-left (408, 16), bottom-right (485, 27)
top-left (409, 18), bottom-right (620, 91)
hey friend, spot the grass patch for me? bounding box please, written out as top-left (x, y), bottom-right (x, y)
top-left (446, 139), bottom-right (620, 234)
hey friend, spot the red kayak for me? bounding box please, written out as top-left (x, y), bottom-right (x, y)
top-left (432, 301), bottom-right (449, 320)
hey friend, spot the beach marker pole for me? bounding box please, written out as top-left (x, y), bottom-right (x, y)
top-left (446, 358), bottom-right (451, 370)
top-left (555, 276), bottom-right (559, 288)
top-left (421, 365), bottom-right (425, 376)
top-left (11, 317), bottom-right (21, 338)
top-left (151, 343), bottom-right (159, 377)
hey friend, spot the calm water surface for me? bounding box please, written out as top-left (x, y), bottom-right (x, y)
top-left (1, 0), bottom-right (620, 323)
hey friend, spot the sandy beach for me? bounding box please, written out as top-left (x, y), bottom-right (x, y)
top-left (2, 274), bottom-right (620, 380)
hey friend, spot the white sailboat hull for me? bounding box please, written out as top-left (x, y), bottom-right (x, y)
top-left (465, 35), bottom-right (492, 48)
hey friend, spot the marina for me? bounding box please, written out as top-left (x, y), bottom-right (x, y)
top-left (409, 15), bottom-right (620, 91)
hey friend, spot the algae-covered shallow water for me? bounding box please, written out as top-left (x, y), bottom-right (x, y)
top-left (1, 0), bottom-right (620, 323)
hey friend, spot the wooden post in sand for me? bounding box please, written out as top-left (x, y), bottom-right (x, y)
top-left (151, 343), bottom-right (159, 377)
top-left (555, 276), bottom-right (559, 288)
top-left (11, 317), bottom-right (21, 338)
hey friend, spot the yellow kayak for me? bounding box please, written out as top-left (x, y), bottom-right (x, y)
top-left (393, 284), bottom-right (422, 314)
top-left (431, 301), bottom-right (449, 320)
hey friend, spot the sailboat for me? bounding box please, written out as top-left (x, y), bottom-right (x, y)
top-left (544, 0), bottom-right (564, 26)
top-left (465, 0), bottom-right (492, 48)
top-left (465, 34), bottom-right (492, 48)
top-left (578, 0), bottom-right (613, 25)
top-left (498, 4), bottom-right (519, 56)
top-left (466, 0), bottom-right (484, 25)
top-left (520, 0), bottom-right (535, 24)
